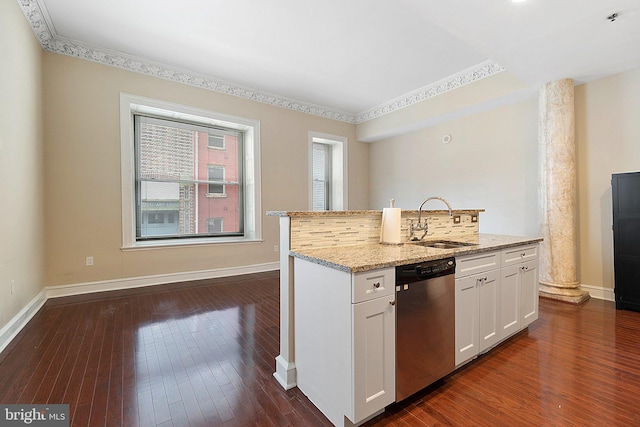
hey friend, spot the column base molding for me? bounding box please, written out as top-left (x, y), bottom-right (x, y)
top-left (539, 282), bottom-right (590, 305)
top-left (273, 355), bottom-right (297, 390)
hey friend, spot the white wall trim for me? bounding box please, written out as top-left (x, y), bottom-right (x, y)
top-left (0, 289), bottom-right (47, 355)
top-left (354, 60), bottom-right (505, 123)
top-left (580, 284), bottom-right (615, 302)
top-left (46, 262), bottom-right (279, 299)
top-left (17, 0), bottom-right (503, 125)
top-left (0, 262), bottom-right (278, 356)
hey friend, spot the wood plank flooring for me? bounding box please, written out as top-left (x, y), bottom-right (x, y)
top-left (1, 271), bottom-right (640, 426)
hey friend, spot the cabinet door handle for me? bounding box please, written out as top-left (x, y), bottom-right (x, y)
top-left (389, 300), bottom-right (396, 306)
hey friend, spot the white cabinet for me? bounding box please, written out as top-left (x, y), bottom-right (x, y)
top-left (455, 243), bottom-right (540, 367)
top-left (455, 252), bottom-right (500, 366)
top-left (294, 258), bottom-right (395, 427)
top-left (499, 264), bottom-right (522, 339)
top-left (352, 295), bottom-right (395, 422)
top-left (477, 269), bottom-right (501, 352)
top-left (454, 274), bottom-right (478, 366)
top-left (501, 245), bottom-right (540, 328)
top-left (520, 259), bottom-right (539, 326)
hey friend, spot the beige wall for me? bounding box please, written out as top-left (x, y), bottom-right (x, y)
top-left (42, 53), bottom-right (368, 286)
top-left (0, 0), bottom-right (45, 326)
top-left (576, 67), bottom-right (640, 291)
top-left (357, 71), bottom-right (533, 143)
top-left (367, 66), bottom-right (640, 293)
top-left (368, 97), bottom-right (539, 237)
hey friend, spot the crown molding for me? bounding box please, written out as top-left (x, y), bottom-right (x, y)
top-left (354, 61), bottom-right (505, 123)
top-left (18, 0), bottom-right (503, 126)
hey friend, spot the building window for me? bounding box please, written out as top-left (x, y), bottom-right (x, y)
top-left (120, 94), bottom-right (262, 247)
top-left (147, 212), bottom-right (165, 224)
top-left (207, 165), bottom-right (226, 196)
top-left (309, 132), bottom-right (348, 211)
top-left (207, 217), bottom-right (224, 233)
top-left (208, 133), bottom-right (225, 149)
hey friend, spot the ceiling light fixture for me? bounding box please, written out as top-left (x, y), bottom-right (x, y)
top-left (512, 0), bottom-right (527, 3)
top-left (607, 13), bottom-right (619, 22)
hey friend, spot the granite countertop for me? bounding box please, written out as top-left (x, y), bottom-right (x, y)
top-left (290, 234), bottom-right (543, 273)
top-left (267, 209), bottom-right (484, 217)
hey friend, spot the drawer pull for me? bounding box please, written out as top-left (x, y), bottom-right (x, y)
top-left (373, 282), bottom-right (381, 289)
top-left (389, 300), bottom-right (396, 306)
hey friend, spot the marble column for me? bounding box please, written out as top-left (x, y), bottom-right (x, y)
top-left (538, 79), bottom-right (590, 304)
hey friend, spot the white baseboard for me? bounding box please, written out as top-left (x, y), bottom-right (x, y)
top-left (46, 262), bottom-right (279, 299)
top-left (0, 262), bottom-right (279, 356)
top-left (581, 283), bottom-right (615, 302)
top-left (0, 289), bottom-right (47, 355)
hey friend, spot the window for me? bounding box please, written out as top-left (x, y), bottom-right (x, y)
top-left (207, 217), bottom-right (224, 233)
top-left (208, 133), bottom-right (225, 149)
top-left (312, 143), bottom-right (331, 210)
top-left (120, 94), bottom-right (261, 247)
top-left (147, 212), bottom-right (165, 224)
top-left (309, 132), bottom-right (348, 211)
top-left (207, 165), bottom-right (225, 196)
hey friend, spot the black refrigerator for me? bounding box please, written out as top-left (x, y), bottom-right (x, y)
top-left (612, 172), bottom-right (640, 312)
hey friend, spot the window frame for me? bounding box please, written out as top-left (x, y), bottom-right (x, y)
top-left (308, 131), bottom-right (348, 211)
top-left (120, 93), bottom-right (262, 249)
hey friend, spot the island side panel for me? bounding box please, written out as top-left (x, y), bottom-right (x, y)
top-left (294, 258), bottom-right (353, 426)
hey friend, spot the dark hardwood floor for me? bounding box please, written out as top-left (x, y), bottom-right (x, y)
top-left (1, 272), bottom-right (640, 426)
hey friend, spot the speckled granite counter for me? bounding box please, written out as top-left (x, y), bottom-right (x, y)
top-left (266, 209), bottom-right (484, 217)
top-left (290, 234), bottom-right (543, 273)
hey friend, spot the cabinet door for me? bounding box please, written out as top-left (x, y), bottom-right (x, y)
top-left (455, 275), bottom-right (479, 366)
top-left (478, 269), bottom-right (500, 352)
top-left (521, 259), bottom-right (539, 326)
top-left (352, 296), bottom-right (396, 423)
top-left (500, 264), bottom-right (522, 339)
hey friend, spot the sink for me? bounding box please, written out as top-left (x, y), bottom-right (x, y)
top-left (413, 240), bottom-right (478, 249)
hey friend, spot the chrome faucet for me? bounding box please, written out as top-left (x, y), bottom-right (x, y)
top-left (410, 197), bottom-right (453, 241)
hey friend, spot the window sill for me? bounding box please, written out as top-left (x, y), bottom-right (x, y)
top-left (121, 237), bottom-right (263, 251)
top-left (206, 193), bottom-right (227, 198)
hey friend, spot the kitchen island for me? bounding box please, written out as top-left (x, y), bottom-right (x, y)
top-left (268, 210), bottom-right (542, 426)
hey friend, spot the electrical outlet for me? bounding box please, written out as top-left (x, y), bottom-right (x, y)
top-left (86, 256), bottom-right (94, 266)
top-left (274, 245), bottom-right (279, 252)
top-left (11, 279), bottom-right (15, 295)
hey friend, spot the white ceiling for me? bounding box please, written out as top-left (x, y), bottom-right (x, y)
top-left (23, 0), bottom-right (640, 122)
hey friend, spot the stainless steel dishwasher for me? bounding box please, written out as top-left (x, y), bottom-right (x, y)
top-left (395, 257), bottom-right (456, 401)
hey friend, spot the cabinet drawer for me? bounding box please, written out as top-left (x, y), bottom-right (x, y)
top-left (501, 244), bottom-right (539, 266)
top-left (352, 268), bottom-right (395, 303)
top-left (455, 251), bottom-right (500, 278)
